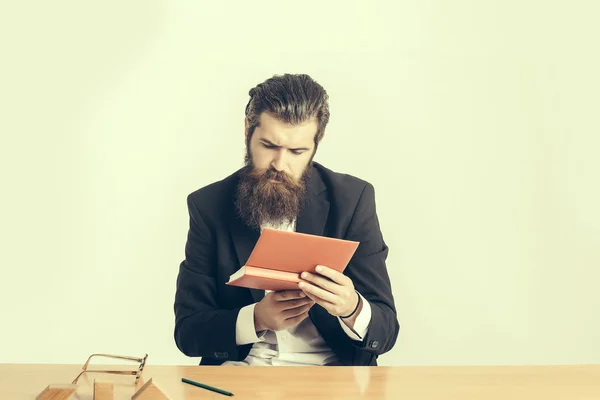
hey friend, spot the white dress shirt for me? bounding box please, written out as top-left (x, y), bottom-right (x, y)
top-left (222, 219), bottom-right (372, 366)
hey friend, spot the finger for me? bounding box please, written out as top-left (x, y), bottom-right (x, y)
top-left (284, 310), bottom-right (310, 326)
top-left (283, 302), bottom-right (314, 319)
top-left (300, 271), bottom-right (342, 295)
top-left (302, 290), bottom-right (337, 315)
top-left (298, 281), bottom-right (338, 304)
top-left (278, 297), bottom-right (314, 311)
top-left (273, 290), bottom-right (306, 301)
top-left (313, 265), bottom-right (351, 286)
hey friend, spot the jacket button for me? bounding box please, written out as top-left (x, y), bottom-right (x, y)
top-left (369, 340), bottom-right (379, 349)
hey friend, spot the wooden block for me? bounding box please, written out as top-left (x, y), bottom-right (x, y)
top-left (131, 378), bottom-right (170, 400)
top-left (35, 384), bottom-right (77, 400)
top-left (94, 380), bottom-right (114, 400)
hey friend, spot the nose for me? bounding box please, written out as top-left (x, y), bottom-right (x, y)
top-left (271, 150), bottom-right (286, 172)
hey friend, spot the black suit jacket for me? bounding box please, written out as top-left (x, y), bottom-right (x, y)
top-left (173, 162), bottom-right (399, 366)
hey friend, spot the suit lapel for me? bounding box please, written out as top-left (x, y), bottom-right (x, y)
top-left (295, 194), bottom-right (329, 237)
top-left (229, 205), bottom-right (263, 303)
top-left (296, 165), bottom-right (329, 236)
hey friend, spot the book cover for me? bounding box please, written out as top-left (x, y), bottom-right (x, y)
top-left (226, 228), bottom-right (359, 291)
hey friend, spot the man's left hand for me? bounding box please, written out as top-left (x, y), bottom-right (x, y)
top-left (298, 265), bottom-right (359, 317)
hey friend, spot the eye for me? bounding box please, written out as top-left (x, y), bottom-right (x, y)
top-left (263, 143), bottom-right (276, 149)
top-left (290, 149), bottom-right (304, 155)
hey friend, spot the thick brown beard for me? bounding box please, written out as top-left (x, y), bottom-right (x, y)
top-left (235, 152), bottom-right (311, 230)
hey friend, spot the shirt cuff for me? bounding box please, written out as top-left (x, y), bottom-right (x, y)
top-left (235, 303), bottom-right (267, 345)
top-left (338, 292), bottom-right (372, 341)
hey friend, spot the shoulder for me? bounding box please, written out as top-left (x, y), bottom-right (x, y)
top-left (313, 162), bottom-right (375, 202)
top-left (186, 169), bottom-right (240, 214)
top-left (313, 163), bottom-right (381, 239)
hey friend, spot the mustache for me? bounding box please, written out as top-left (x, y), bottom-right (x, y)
top-left (248, 167), bottom-right (300, 188)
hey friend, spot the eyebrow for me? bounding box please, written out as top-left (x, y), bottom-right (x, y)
top-left (260, 139), bottom-right (311, 152)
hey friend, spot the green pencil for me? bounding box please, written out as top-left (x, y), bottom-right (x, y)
top-left (181, 377), bottom-right (234, 396)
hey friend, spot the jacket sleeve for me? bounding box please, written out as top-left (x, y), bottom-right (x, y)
top-left (343, 182), bottom-right (399, 356)
top-left (173, 194), bottom-right (250, 361)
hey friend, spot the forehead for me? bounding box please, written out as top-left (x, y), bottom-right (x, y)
top-left (254, 113), bottom-right (317, 147)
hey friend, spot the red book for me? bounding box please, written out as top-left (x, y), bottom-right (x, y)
top-left (226, 228), bottom-right (359, 291)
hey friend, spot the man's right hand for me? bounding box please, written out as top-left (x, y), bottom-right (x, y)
top-left (254, 290), bottom-right (315, 332)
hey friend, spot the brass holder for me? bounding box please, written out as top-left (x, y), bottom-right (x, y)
top-left (35, 384), bottom-right (77, 400)
top-left (35, 353), bottom-right (162, 400)
top-left (131, 378), bottom-right (171, 400)
top-left (93, 380), bottom-right (114, 399)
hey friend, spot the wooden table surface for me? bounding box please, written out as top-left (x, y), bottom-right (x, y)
top-left (0, 364), bottom-right (598, 399)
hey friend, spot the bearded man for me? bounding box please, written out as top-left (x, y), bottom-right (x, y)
top-left (173, 73), bottom-right (399, 366)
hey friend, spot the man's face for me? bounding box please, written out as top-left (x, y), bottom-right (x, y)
top-left (246, 112), bottom-right (317, 182)
top-left (235, 113), bottom-right (318, 229)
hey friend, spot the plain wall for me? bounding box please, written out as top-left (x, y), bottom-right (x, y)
top-left (1, 0), bottom-right (599, 366)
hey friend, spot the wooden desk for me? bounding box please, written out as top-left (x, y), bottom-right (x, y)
top-left (0, 364), bottom-right (598, 399)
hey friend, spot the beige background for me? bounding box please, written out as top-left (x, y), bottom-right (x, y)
top-left (1, 1), bottom-right (598, 366)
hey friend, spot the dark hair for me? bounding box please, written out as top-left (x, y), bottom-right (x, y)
top-left (244, 73), bottom-right (330, 148)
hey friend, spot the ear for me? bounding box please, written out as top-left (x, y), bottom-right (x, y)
top-left (244, 117), bottom-right (249, 140)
